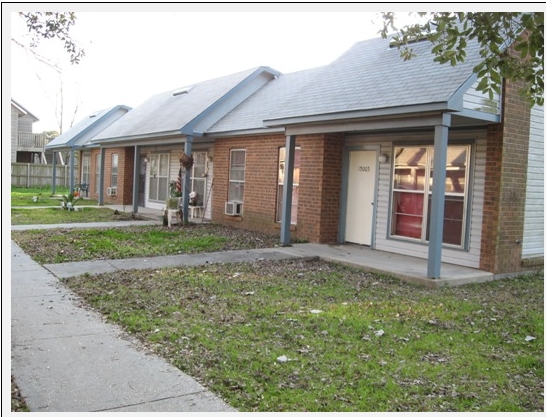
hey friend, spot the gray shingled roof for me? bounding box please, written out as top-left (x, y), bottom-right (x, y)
top-left (93, 67), bottom-right (267, 141)
top-left (210, 34), bottom-right (484, 134)
top-left (265, 35), bottom-right (483, 122)
top-left (45, 105), bottom-right (131, 149)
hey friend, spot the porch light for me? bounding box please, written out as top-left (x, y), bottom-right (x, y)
top-left (378, 154), bottom-right (388, 163)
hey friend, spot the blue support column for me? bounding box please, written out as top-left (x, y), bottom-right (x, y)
top-left (280, 135), bottom-right (296, 246)
top-left (182, 136), bottom-right (193, 224)
top-left (69, 148), bottom-right (75, 193)
top-left (427, 114), bottom-right (451, 278)
top-left (99, 147), bottom-right (105, 206)
top-left (51, 152), bottom-right (57, 195)
top-left (132, 145), bottom-right (140, 213)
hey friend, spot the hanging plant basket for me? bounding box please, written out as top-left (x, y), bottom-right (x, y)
top-left (180, 153), bottom-right (194, 171)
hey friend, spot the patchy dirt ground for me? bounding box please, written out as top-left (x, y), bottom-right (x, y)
top-left (11, 222), bottom-right (284, 264)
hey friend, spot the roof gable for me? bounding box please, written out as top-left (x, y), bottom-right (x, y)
top-left (11, 98), bottom-right (39, 121)
top-left (92, 66), bottom-right (280, 142)
top-left (45, 105), bottom-right (131, 149)
top-left (208, 67), bottom-right (325, 134)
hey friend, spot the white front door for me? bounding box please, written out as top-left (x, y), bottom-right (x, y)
top-left (345, 150), bottom-right (377, 245)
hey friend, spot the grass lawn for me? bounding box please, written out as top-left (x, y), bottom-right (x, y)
top-left (10, 186), bottom-right (544, 412)
top-left (63, 260), bottom-right (544, 412)
top-left (11, 186), bottom-right (99, 208)
top-left (11, 207), bottom-right (142, 226)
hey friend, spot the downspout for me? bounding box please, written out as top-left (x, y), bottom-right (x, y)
top-left (280, 135), bottom-right (296, 246)
top-left (427, 113), bottom-right (451, 278)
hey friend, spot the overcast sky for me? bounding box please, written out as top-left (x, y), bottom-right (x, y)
top-left (7, 5), bottom-right (394, 133)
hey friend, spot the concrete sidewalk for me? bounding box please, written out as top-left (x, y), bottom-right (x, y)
top-left (11, 239), bottom-right (240, 412)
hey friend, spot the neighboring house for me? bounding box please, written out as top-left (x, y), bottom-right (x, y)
top-left (11, 98), bottom-right (49, 164)
top-left (77, 33), bottom-right (543, 279)
top-left (45, 105), bottom-right (131, 193)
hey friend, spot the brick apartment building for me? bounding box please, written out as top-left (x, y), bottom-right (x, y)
top-left (46, 33), bottom-right (544, 279)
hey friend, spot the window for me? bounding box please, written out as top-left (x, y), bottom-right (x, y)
top-left (391, 145), bottom-right (470, 247)
top-left (276, 146), bottom-right (301, 224)
top-left (228, 149), bottom-right (245, 202)
top-left (148, 153), bottom-right (169, 202)
top-left (81, 154), bottom-right (90, 185)
top-left (94, 154), bottom-right (101, 194)
top-left (111, 153), bottom-right (118, 187)
top-left (190, 152), bottom-right (207, 206)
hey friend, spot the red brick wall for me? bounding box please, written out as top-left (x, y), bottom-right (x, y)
top-left (89, 147), bottom-right (134, 205)
top-left (213, 133), bottom-right (345, 243)
top-left (297, 133), bottom-right (344, 243)
top-left (480, 78), bottom-right (531, 274)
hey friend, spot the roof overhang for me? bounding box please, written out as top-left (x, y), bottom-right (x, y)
top-left (263, 97), bottom-right (499, 136)
top-left (11, 99), bottom-right (39, 121)
top-left (284, 111), bottom-right (457, 136)
top-left (264, 102), bottom-right (456, 129)
top-left (92, 130), bottom-right (184, 146)
top-left (205, 126), bottom-right (285, 138)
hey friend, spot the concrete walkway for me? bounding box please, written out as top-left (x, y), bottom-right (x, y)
top-left (11, 239), bottom-right (239, 412)
top-left (10, 209), bottom-right (505, 412)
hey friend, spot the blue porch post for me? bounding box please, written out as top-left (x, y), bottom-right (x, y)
top-left (280, 135), bottom-right (296, 246)
top-left (98, 147), bottom-right (105, 206)
top-left (132, 145), bottom-right (140, 213)
top-left (69, 148), bottom-right (75, 193)
top-left (181, 136), bottom-right (193, 224)
top-left (427, 114), bottom-right (451, 278)
top-left (51, 151), bottom-right (57, 195)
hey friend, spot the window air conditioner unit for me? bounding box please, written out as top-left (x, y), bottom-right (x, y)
top-left (225, 201), bottom-right (242, 216)
top-left (107, 187), bottom-right (117, 196)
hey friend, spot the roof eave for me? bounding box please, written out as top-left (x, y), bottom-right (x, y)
top-left (205, 126), bottom-right (285, 138)
top-left (46, 105), bottom-right (131, 149)
top-left (263, 102), bottom-right (455, 128)
top-left (93, 130), bottom-right (185, 146)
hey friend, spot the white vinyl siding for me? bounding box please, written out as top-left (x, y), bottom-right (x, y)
top-left (463, 79), bottom-right (501, 115)
top-left (522, 105), bottom-right (544, 258)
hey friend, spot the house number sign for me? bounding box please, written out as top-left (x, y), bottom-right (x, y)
top-left (358, 166), bottom-right (371, 172)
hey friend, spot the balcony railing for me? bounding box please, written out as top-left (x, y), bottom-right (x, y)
top-left (17, 133), bottom-right (49, 150)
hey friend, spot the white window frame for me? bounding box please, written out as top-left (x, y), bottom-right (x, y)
top-left (81, 154), bottom-right (90, 185)
top-left (276, 146), bottom-right (301, 224)
top-left (390, 144), bottom-right (470, 248)
top-left (111, 153), bottom-right (118, 188)
top-left (94, 154), bottom-right (101, 194)
top-left (228, 149), bottom-right (245, 202)
top-left (190, 151), bottom-right (207, 206)
top-left (148, 153), bottom-right (170, 202)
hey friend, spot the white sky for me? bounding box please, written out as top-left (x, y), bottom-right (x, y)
top-left (5, 3), bottom-right (532, 133)
top-left (7, 5), bottom-right (394, 133)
